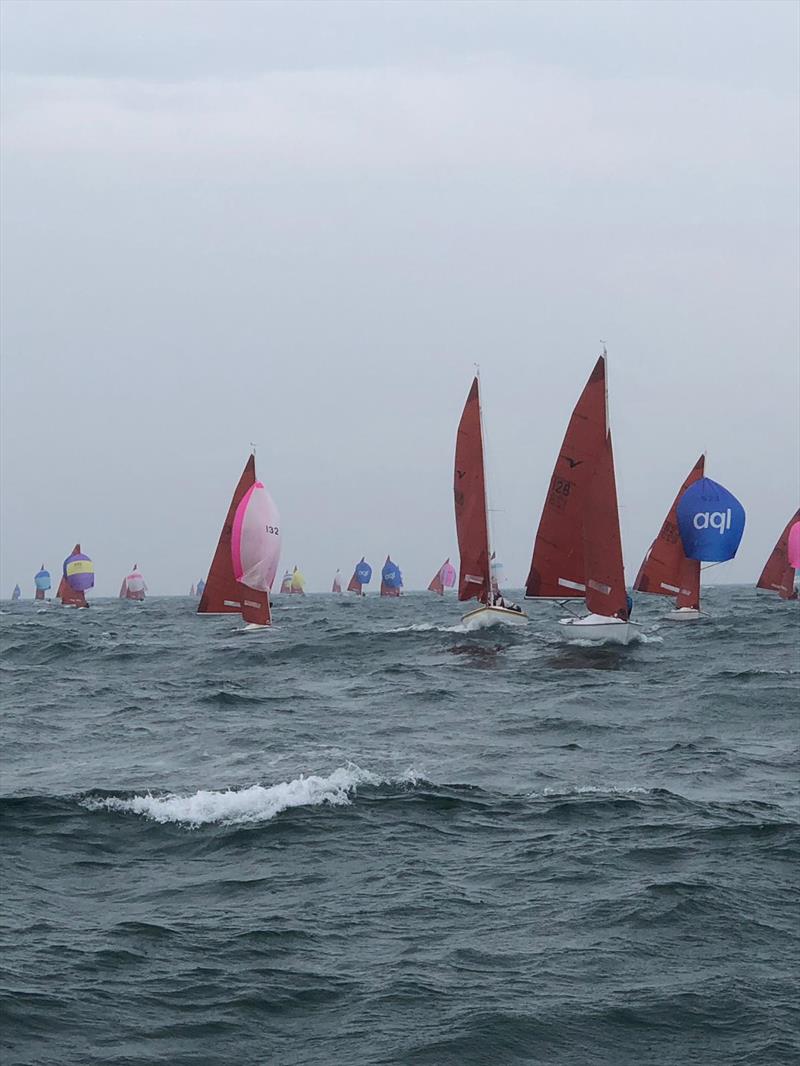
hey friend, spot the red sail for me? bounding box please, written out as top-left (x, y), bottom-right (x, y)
top-left (428, 568), bottom-right (444, 595)
top-left (347, 572), bottom-right (362, 594)
top-left (757, 508), bottom-right (800, 599)
top-left (454, 378), bottom-right (490, 604)
top-left (526, 357), bottom-right (607, 598)
top-left (35, 588), bottom-right (44, 601)
top-left (634, 455), bottom-right (705, 608)
top-left (583, 430), bottom-right (629, 619)
top-left (57, 576), bottom-right (86, 608)
top-left (198, 455), bottom-right (271, 626)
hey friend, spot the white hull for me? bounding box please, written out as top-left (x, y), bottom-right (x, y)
top-left (243, 622), bottom-right (270, 632)
top-left (461, 605), bottom-right (528, 629)
top-left (666, 607), bottom-right (702, 621)
top-left (558, 613), bottom-right (639, 645)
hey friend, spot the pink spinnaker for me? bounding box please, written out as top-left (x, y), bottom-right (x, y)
top-left (231, 481), bottom-right (281, 592)
top-left (788, 522), bottom-right (800, 570)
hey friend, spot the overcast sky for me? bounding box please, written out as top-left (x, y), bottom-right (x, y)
top-left (1, 0), bottom-right (798, 595)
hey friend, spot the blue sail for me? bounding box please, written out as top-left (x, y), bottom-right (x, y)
top-left (355, 560), bottom-right (372, 585)
top-left (381, 560), bottom-right (402, 589)
top-left (676, 478), bottom-right (745, 562)
top-left (34, 569), bottom-right (51, 591)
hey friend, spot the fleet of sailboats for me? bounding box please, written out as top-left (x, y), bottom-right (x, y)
top-left (5, 357), bottom-right (794, 627)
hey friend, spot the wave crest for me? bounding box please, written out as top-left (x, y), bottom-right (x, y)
top-left (82, 764), bottom-right (386, 827)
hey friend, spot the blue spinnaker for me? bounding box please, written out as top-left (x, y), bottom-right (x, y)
top-left (676, 478), bottom-right (745, 562)
top-left (355, 560), bottom-right (372, 585)
top-left (382, 560), bottom-right (402, 589)
top-left (34, 569), bottom-right (51, 591)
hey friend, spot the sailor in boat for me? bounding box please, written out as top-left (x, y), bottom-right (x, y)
top-left (493, 592), bottom-right (523, 613)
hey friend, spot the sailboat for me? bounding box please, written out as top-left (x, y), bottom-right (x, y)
top-left (347, 558), bottom-right (372, 596)
top-left (197, 453), bottom-right (281, 630)
top-left (190, 584), bottom-right (196, 597)
top-left (119, 565), bottom-right (147, 601)
top-left (279, 570), bottom-right (292, 594)
top-left (634, 455), bottom-right (705, 619)
top-left (454, 375), bottom-right (527, 628)
top-left (525, 354), bottom-right (634, 644)
top-left (11, 585), bottom-right (21, 601)
top-left (34, 565), bottom-right (51, 601)
top-left (380, 556), bottom-right (403, 597)
top-left (332, 570), bottom-right (343, 594)
top-left (57, 545), bottom-right (94, 608)
top-left (757, 509), bottom-right (800, 600)
top-left (290, 567), bottom-right (306, 595)
top-left (196, 578), bottom-right (205, 598)
top-left (428, 558), bottom-right (456, 595)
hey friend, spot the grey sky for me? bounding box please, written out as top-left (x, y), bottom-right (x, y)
top-left (1, 0), bottom-right (797, 595)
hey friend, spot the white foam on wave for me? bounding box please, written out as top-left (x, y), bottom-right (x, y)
top-left (538, 785), bottom-right (650, 798)
top-left (388, 622), bottom-right (468, 634)
top-left (83, 763), bottom-right (394, 827)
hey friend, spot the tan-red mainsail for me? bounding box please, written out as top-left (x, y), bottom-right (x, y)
top-left (634, 455), bottom-right (705, 609)
top-left (757, 509), bottom-right (800, 600)
top-left (583, 430), bottom-right (629, 619)
top-left (198, 455), bottom-right (270, 626)
top-left (454, 378), bottom-right (490, 604)
top-left (428, 569), bottom-right (444, 595)
top-left (525, 357), bottom-right (607, 599)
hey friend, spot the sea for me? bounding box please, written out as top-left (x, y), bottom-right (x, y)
top-left (1, 587), bottom-right (798, 1066)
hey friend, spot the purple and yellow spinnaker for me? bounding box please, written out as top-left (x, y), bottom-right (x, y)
top-left (64, 547), bottom-right (95, 592)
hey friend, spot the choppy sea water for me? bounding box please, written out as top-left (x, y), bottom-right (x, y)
top-left (1, 587), bottom-right (798, 1066)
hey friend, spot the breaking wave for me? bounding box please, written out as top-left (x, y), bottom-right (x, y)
top-left (81, 764), bottom-right (393, 827)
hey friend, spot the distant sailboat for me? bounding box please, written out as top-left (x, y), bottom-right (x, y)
top-left (34, 565), bottom-right (51, 601)
top-left (196, 578), bottom-right (205, 598)
top-left (525, 354), bottom-right (634, 643)
top-left (454, 375), bottom-right (526, 627)
top-left (332, 570), bottom-right (343, 594)
top-left (57, 544), bottom-right (94, 608)
top-left (380, 556), bottom-right (403, 597)
top-left (290, 567), bottom-right (306, 595)
top-left (11, 585), bottom-right (21, 601)
top-left (120, 565), bottom-right (147, 601)
top-left (347, 558), bottom-right (372, 596)
top-left (197, 453), bottom-right (281, 629)
top-left (190, 584), bottom-right (196, 597)
top-left (634, 455), bottom-right (705, 619)
top-left (428, 558), bottom-right (456, 595)
top-left (757, 509), bottom-right (800, 600)
top-left (279, 570), bottom-right (292, 594)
